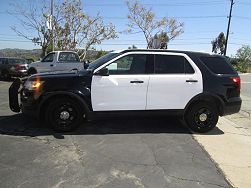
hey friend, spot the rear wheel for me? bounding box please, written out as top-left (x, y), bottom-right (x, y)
top-left (45, 97), bottom-right (84, 132)
top-left (185, 102), bottom-right (218, 133)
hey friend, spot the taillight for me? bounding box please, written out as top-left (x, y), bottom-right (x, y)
top-left (231, 77), bottom-right (241, 90)
top-left (15, 64), bottom-right (21, 71)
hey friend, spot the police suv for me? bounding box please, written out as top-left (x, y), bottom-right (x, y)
top-left (9, 49), bottom-right (242, 132)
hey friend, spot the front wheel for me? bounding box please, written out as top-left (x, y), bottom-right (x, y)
top-left (185, 102), bottom-right (218, 133)
top-left (45, 97), bottom-right (84, 132)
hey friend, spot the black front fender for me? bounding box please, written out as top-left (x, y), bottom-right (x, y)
top-left (38, 90), bottom-right (92, 119)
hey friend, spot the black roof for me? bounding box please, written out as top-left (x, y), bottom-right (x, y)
top-left (120, 49), bottom-right (214, 56)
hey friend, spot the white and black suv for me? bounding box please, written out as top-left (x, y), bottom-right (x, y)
top-left (9, 49), bottom-right (242, 132)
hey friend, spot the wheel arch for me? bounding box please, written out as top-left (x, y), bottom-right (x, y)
top-left (28, 67), bottom-right (37, 75)
top-left (38, 91), bottom-right (91, 121)
top-left (184, 93), bottom-right (225, 116)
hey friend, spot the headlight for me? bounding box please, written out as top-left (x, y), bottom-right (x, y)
top-left (24, 80), bottom-right (44, 90)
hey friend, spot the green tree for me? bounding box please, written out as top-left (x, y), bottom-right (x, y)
top-left (95, 50), bottom-right (108, 59)
top-left (211, 32), bottom-right (226, 55)
top-left (126, 0), bottom-right (183, 49)
top-left (235, 46), bottom-right (251, 72)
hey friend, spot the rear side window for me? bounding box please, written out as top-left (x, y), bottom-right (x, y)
top-left (58, 52), bottom-right (80, 62)
top-left (9, 59), bottom-right (26, 64)
top-left (200, 56), bottom-right (236, 74)
top-left (0, 58), bottom-right (8, 64)
top-left (154, 55), bottom-right (194, 74)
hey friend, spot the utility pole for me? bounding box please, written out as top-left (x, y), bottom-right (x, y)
top-left (51, 0), bottom-right (54, 51)
top-left (224, 0), bottom-right (234, 56)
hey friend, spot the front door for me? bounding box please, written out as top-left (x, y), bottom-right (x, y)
top-left (36, 52), bottom-right (55, 73)
top-left (91, 54), bottom-right (150, 111)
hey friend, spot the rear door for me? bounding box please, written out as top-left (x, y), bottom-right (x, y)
top-left (91, 53), bottom-right (150, 111)
top-left (146, 53), bottom-right (203, 110)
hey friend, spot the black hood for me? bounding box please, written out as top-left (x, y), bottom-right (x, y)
top-left (28, 69), bottom-right (92, 81)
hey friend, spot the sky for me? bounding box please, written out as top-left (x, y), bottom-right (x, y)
top-left (0, 0), bottom-right (250, 56)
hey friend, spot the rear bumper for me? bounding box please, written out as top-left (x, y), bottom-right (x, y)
top-left (222, 97), bottom-right (242, 115)
top-left (9, 70), bottom-right (28, 77)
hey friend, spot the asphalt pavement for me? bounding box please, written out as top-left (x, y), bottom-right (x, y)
top-left (0, 81), bottom-right (230, 188)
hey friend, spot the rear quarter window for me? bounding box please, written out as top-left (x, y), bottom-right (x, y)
top-left (200, 56), bottom-right (236, 75)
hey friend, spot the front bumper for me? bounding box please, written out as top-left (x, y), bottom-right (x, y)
top-left (9, 78), bottom-right (21, 112)
top-left (9, 78), bottom-right (39, 118)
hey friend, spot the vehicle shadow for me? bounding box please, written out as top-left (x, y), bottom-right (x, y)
top-left (0, 114), bottom-right (224, 138)
top-left (0, 77), bottom-right (15, 82)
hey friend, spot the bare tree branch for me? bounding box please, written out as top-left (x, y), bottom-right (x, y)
top-left (126, 0), bottom-right (184, 49)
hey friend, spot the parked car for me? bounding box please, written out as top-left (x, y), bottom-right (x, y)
top-left (9, 49), bottom-right (241, 132)
top-left (28, 51), bottom-right (85, 75)
top-left (0, 57), bottom-right (28, 79)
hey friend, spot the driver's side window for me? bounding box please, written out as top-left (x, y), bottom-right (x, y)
top-left (105, 54), bottom-right (147, 75)
top-left (42, 53), bottom-right (55, 62)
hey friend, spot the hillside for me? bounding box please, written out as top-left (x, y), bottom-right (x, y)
top-left (0, 48), bottom-right (103, 61)
top-left (0, 48), bottom-right (42, 61)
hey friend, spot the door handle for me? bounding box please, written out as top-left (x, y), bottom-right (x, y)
top-left (130, 80), bottom-right (144, 84)
top-left (50, 64), bottom-right (54, 67)
top-left (186, 79), bottom-right (198, 83)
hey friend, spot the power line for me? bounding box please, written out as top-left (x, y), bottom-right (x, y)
top-left (0, 39), bottom-right (248, 46)
top-left (234, 16), bottom-right (251, 20)
top-left (98, 15), bottom-right (228, 20)
top-left (0, 39), bottom-right (31, 43)
top-left (83, 1), bottom-right (225, 7)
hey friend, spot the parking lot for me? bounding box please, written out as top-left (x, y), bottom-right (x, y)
top-left (0, 80), bottom-right (230, 187)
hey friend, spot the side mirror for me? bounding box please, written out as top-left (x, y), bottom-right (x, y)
top-left (84, 62), bottom-right (89, 69)
top-left (94, 68), bottom-right (109, 76)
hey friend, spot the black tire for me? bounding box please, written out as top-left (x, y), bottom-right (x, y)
top-left (45, 97), bottom-right (84, 132)
top-left (28, 68), bottom-right (37, 75)
top-left (185, 102), bottom-right (218, 133)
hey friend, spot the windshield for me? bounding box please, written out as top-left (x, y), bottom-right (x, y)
top-left (88, 52), bottom-right (121, 70)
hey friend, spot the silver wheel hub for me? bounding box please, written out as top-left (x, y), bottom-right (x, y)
top-left (60, 111), bottom-right (70, 120)
top-left (199, 113), bottom-right (207, 122)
